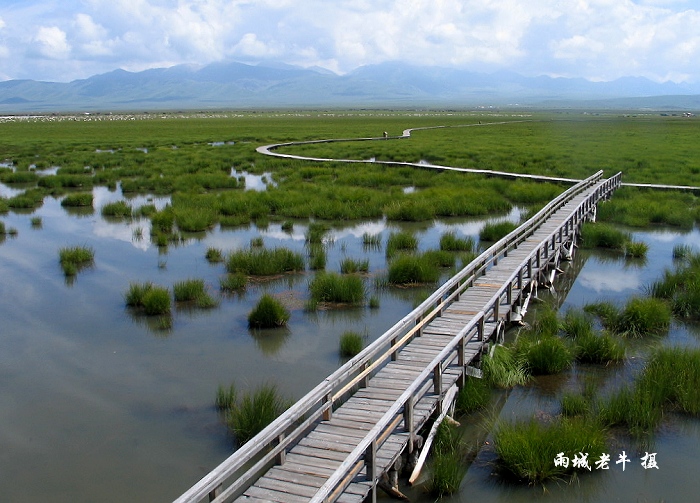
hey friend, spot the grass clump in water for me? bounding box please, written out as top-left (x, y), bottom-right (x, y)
top-left (560, 392), bottom-right (591, 417)
top-left (340, 257), bottom-right (369, 274)
top-left (596, 347), bottom-right (700, 436)
top-left (305, 222), bottom-right (329, 244)
top-left (479, 221), bottom-right (517, 242)
top-left (439, 231), bottom-right (475, 252)
top-left (515, 333), bottom-right (574, 375)
top-left (624, 240), bottom-right (649, 259)
top-left (386, 231), bottom-right (418, 257)
top-left (339, 331), bottom-right (364, 357)
top-left (219, 272), bottom-right (247, 292)
top-left (362, 232), bottom-right (382, 250)
top-left (386, 254), bottom-right (440, 285)
top-left (173, 278), bottom-right (218, 308)
top-left (429, 422), bottom-right (466, 497)
top-left (482, 345), bottom-right (529, 388)
top-left (494, 418), bottom-right (607, 483)
top-left (58, 245), bottom-right (94, 276)
top-left (456, 376), bottom-right (490, 415)
top-left (222, 383), bottom-right (291, 445)
top-left (61, 192), bottom-right (93, 207)
top-left (308, 244), bottom-right (326, 270)
top-left (647, 251), bottom-right (700, 319)
top-left (30, 216), bottom-right (42, 227)
top-left (124, 282), bottom-right (171, 315)
top-left (101, 200), bottom-right (132, 218)
top-left (205, 247), bottom-right (224, 263)
top-left (226, 247), bottom-right (304, 276)
top-left (585, 297), bottom-right (671, 337)
top-left (248, 294), bottom-right (290, 328)
top-left (141, 287), bottom-right (171, 315)
top-left (560, 309), bottom-right (625, 364)
top-left (308, 272), bottom-right (366, 306)
top-left (580, 222), bottom-right (630, 251)
top-left (672, 244), bottom-right (692, 260)
top-left (215, 384), bottom-right (237, 410)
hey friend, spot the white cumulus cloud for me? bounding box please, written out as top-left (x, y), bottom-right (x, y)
top-left (31, 26), bottom-right (71, 59)
top-left (0, 0), bottom-right (698, 83)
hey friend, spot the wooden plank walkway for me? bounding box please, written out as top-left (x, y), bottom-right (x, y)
top-left (175, 170), bottom-right (621, 503)
top-left (228, 181), bottom-right (613, 503)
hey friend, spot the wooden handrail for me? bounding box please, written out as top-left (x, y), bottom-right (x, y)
top-left (174, 170), bottom-right (621, 503)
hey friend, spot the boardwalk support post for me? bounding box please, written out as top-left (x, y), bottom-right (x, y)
top-left (323, 393), bottom-right (333, 421)
top-left (366, 440), bottom-right (377, 503)
top-left (404, 396), bottom-right (414, 454)
top-left (207, 484), bottom-right (221, 502)
top-left (275, 433), bottom-right (286, 465)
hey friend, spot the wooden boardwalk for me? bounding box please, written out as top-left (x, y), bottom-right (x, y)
top-left (174, 170), bottom-right (621, 503)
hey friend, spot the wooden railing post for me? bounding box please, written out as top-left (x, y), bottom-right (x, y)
top-left (404, 396), bottom-right (414, 454)
top-left (275, 433), bottom-right (286, 465)
top-left (366, 440), bottom-right (377, 503)
top-left (323, 392), bottom-right (333, 421)
top-left (208, 484), bottom-right (222, 502)
top-left (434, 363), bottom-right (443, 414)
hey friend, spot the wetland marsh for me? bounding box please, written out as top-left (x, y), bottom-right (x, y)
top-left (2, 111), bottom-right (700, 502)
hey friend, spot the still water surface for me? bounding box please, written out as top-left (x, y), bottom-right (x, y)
top-left (0, 183), bottom-right (699, 502)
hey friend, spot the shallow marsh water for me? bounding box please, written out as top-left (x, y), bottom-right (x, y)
top-left (1, 182), bottom-right (699, 502)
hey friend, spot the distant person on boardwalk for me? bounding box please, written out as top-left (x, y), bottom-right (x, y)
top-left (383, 131), bottom-right (388, 138)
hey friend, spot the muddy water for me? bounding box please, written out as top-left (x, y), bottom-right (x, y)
top-left (0, 184), bottom-right (698, 502)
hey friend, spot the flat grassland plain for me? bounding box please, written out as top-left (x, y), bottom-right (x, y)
top-left (2, 110), bottom-right (700, 502)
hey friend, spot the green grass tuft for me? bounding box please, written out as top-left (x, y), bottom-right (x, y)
top-left (456, 376), bottom-right (491, 415)
top-left (58, 245), bottom-right (94, 276)
top-left (248, 294), bottom-right (290, 328)
top-left (482, 345), bottom-right (529, 388)
top-left (205, 247), bottom-right (224, 263)
top-left (339, 331), bottom-right (364, 357)
top-left (226, 383), bottom-right (291, 445)
top-left (226, 247), bottom-right (305, 276)
top-left (308, 272), bottom-right (366, 305)
top-left (580, 222), bottom-right (630, 251)
top-left (515, 333), bottom-right (574, 375)
top-left (386, 254), bottom-right (440, 285)
top-left (340, 257), bottom-right (369, 274)
top-left (386, 231), bottom-right (418, 257)
top-left (479, 221), bottom-right (517, 241)
top-left (61, 192), bottom-right (93, 208)
top-left (494, 418), bottom-right (607, 483)
top-left (101, 200), bottom-right (132, 218)
top-left (220, 273), bottom-right (247, 292)
top-left (439, 231), bottom-right (475, 252)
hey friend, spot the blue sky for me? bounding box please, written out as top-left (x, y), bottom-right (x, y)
top-left (0, 0), bottom-right (698, 83)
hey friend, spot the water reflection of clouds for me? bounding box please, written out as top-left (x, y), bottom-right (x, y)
top-left (92, 186), bottom-right (171, 211)
top-left (230, 169), bottom-right (277, 191)
top-left (0, 181), bottom-right (24, 198)
top-left (92, 219), bottom-right (151, 252)
top-left (578, 267), bottom-right (642, 293)
top-left (330, 220), bottom-right (387, 240)
top-left (433, 207), bottom-right (523, 237)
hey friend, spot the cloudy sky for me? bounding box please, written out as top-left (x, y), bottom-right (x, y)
top-left (0, 0), bottom-right (698, 83)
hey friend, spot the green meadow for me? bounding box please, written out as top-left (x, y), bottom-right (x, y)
top-left (4, 110), bottom-right (700, 501)
top-left (3, 112), bottom-right (700, 234)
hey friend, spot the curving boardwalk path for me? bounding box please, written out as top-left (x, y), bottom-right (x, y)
top-left (257, 121), bottom-right (700, 191)
top-left (175, 123), bottom-right (625, 503)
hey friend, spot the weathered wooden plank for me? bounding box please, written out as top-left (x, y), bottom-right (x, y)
top-left (243, 485), bottom-right (311, 503)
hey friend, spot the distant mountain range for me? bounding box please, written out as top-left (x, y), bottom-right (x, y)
top-left (1, 61), bottom-right (699, 112)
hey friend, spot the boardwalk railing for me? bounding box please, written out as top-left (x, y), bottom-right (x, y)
top-left (175, 170), bottom-right (622, 503)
